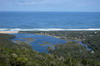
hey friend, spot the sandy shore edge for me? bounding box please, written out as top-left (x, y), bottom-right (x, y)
top-left (0, 31), bottom-right (19, 34)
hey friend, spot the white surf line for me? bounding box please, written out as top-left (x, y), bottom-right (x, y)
top-left (0, 28), bottom-right (100, 31)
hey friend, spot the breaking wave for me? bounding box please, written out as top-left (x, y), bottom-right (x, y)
top-left (0, 28), bottom-right (100, 31)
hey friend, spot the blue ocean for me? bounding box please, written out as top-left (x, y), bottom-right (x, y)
top-left (0, 12), bottom-right (100, 30)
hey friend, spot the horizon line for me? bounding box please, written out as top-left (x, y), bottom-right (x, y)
top-left (0, 11), bottom-right (100, 13)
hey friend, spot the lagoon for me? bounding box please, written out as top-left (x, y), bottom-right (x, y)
top-left (11, 33), bottom-right (67, 53)
top-left (11, 33), bottom-right (91, 53)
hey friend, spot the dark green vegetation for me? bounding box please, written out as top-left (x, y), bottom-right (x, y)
top-left (0, 31), bottom-right (100, 66)
top-left (49, 41), bottom-right (100, 61)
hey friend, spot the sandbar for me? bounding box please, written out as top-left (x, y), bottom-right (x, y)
top-left (0, 31), bottom-right (19, 34)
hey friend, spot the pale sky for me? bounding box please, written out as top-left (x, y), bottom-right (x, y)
top-left (0, 0), bottom-right (100, 12)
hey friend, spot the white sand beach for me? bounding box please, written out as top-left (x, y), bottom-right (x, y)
top-left (0, 31), bottom-right (19, 34)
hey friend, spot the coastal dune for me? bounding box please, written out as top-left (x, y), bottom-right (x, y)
top-left (0, 31), bottom-right (19, 34)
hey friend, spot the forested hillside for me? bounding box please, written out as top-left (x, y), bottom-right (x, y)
top-left (0, 33), bottom-right (100, 66)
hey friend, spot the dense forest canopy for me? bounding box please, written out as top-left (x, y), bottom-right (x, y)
top-left (0, 31), bottom-right (100, 66)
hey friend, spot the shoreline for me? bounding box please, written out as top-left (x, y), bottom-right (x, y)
top-left (0, 31), bottom-right (19, 34)
top-left (0, 28), bottom-right (100, 31)
top-left (19, 31), bottom-right (100, 52)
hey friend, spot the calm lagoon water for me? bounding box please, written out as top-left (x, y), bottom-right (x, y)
top-left (11, 33), bottom-right (91, 53)
top-left (11, 33), bottom-right (67, 53)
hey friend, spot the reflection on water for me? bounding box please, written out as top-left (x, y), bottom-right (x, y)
top-left (11, 33), bottom-right (67, 53)
top-left (11, 33), bottom-right (92, 53)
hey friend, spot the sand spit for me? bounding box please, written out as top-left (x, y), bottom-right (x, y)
top-left (0, 31), bottom-right (19, 34)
